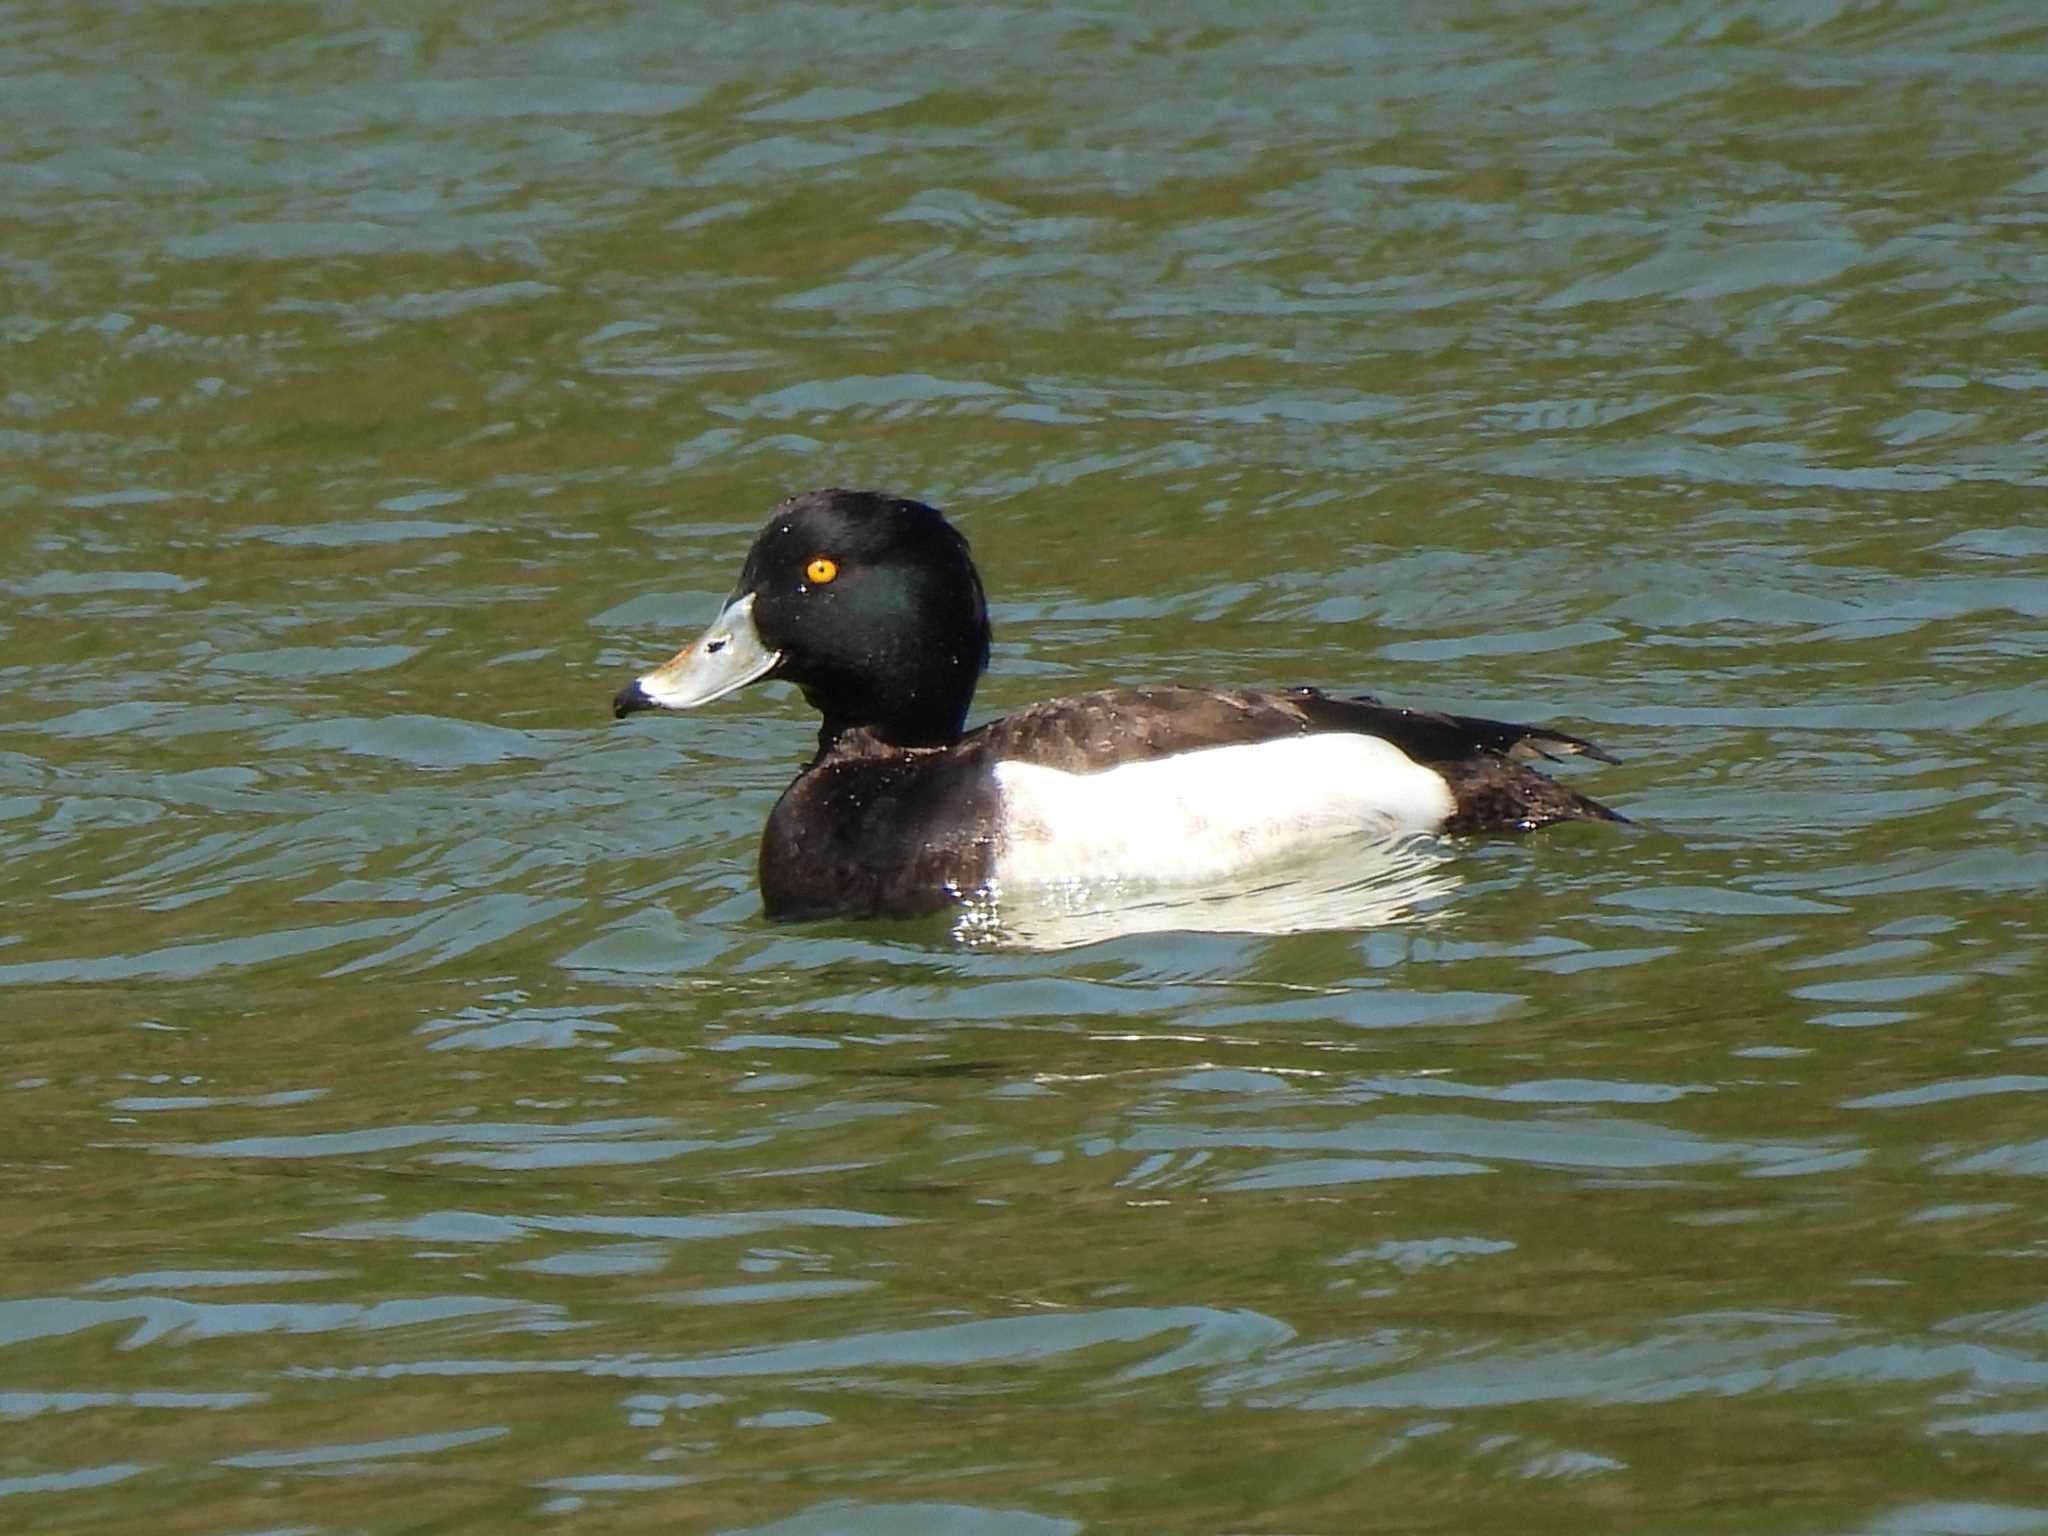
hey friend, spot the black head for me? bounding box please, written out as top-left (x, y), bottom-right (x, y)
top-left (614, 488), bottom-right (992, 753)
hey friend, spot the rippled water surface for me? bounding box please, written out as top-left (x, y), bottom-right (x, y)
top-left (6, 2), bottom-right (2047, 1531)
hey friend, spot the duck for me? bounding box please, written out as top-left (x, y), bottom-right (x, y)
top-left (612, 488), bottom-right (1625, 920)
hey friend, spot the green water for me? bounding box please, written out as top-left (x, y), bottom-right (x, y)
top-left (5, 2), bottom-right (2047, 1532)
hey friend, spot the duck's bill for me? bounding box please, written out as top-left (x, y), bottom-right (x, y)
top-left (613, 593), bottom-right (781, 719)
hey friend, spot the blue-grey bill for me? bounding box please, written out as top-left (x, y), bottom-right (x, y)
top-left (630, 593), bottom-right (781, 710)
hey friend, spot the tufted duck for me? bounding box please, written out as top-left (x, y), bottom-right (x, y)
top-left (613, 488), bottom-right (1625, 919)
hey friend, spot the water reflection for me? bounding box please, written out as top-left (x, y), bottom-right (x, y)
top-left (956, 834), bottom-right (1463, 949)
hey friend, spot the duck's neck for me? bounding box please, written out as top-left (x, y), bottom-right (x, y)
top-left (808, 686), bottom-right (975, 761)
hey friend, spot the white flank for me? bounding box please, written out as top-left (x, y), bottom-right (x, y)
top-left (990, 734), bottom-right (1456, 890)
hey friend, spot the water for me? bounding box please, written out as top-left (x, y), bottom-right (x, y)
top-left (5, 1), bottom-right (2047, 1531)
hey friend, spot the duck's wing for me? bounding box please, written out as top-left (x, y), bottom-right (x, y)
top-left (1281, 689), bottom-right (1620, 767)
top-left (962, 686), bottom-right (1306, 771)
top-left (967, 685), bottom-right (1616, 770)
top-left (964, 685), bottom-right (1624, 831)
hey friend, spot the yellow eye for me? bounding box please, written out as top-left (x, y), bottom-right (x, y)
top-left (805, 556), bottom-right (838, 585)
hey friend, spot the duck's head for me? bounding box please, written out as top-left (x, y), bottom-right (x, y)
top-left (612, 488), bottom-right (992, 752)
